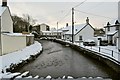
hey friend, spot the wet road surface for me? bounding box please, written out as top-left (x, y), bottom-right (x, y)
top-left (17, 40), bottom-right (118, 79)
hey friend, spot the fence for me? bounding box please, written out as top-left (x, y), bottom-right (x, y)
top-left (64, 40), bottom-right (120, 61)
top-left (85, 46), bottom-right (120, 61)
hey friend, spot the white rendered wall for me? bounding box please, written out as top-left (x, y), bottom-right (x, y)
top-left (75, 25), bottom-right (94, 42)
top-left (1, 34), bottom-right (26, 55)
top-left (40, 24), bottom-right (47, 31)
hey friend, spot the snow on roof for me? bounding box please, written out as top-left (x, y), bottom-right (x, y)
top-left (42, 30), bottom-right (62, 33)
top-left (2, 33), bottom-right (34, 36)
top-left (42, 31), bottom-right (52, 33)
top-left (107, 31), bottom-right (118, 36)
top-left (84, 39), bottom-right (95, 42)
top-left (52, 29), bottom-right (63, 33)
top-left (62, 24), bottom-right (87, 35)
top-left (0, 6), bottom-right (7, 16)
top-left (31, 31), bottom-right (38, 34)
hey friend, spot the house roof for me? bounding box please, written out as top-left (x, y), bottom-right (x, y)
top-left (107, 31), bottom-right (118, 36)
top-left (0, 6), bottom-right (7, 16)
top-left (104, 19), bottom-right (120, 28)
top-left (62, 24), bottom-right (87, 35)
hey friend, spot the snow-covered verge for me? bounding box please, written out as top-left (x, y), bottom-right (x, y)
top-left (55, 39), bottom-right (120, 63)
top-left (0, 41), bottom-right (42, 78)
top-left (74, 42), bottom-right (120, 62)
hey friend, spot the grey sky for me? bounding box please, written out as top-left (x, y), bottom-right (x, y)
top-left (0, 0), bottom-right (119, 29)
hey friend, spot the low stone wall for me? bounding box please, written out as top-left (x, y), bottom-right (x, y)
top-left (49, 39), bottom-right (120, 76)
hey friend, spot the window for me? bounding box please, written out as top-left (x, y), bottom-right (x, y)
top-left (116, 26), bottom-right (119, 30)
top-left (108, 27), bottom-right (110, 31)
top-left (46, 26), bottom-right (50, 31)
top-left (79, 36), bottom-right (82, 41)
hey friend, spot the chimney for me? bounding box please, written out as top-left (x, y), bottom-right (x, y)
top-left (2, 0), bottom-right (7, 7)
top-left (86, 17), bottom-right (89, 24)
top-left (107, 22), bottom-right (110, 26)
top-left (66, 23), bottom-right (68, 27)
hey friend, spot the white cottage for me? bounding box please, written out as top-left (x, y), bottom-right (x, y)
top-left (0, 0), bottom-right (34, 55)
top-left (62, 17), bottom-right (95, 42)
top-left (104, 20), bottom-right (119, 46)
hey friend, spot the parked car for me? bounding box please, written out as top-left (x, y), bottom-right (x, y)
top-left (83, 39), bottom-right (96, 46)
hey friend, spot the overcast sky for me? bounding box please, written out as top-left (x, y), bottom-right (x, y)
top-left (0, 0), bottom-right (119, 29)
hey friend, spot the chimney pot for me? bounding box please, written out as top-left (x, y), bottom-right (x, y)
top-left (66, 23), bottom-right (68, 27)
top-left (86, 17), bottom-right (89, 24)
top-left (2, 0), bottom-right (7, 7)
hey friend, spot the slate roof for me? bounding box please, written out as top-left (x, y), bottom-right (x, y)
top-left (0, 6), bottom-right (7, 16)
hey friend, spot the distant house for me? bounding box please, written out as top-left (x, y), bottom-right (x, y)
top-left (32, 23), bottom-right (50, 36)
top-left (32, 23), bottom-right (62, 39)
top-left (0, 0), bottom-right (34, 55)
top-left (41, 30), bottom-right (62, 39)
top-left (104, 20), bottom-right (119, 46)
top-left (61, 17), bottom-right (95, 42)
top-left (40, 23), bottom-right (50, 31)
top-left (94, 28), bottom-right (105, 37)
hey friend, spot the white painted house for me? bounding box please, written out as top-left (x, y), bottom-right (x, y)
top-left (104, 20), bottom-right (119, 46)
top-left (40, 23), bottom-right (50, 31)
top-left (61, 17), bottom-right (95, 42)
top-left (0, 0), bottom-right (34, 55)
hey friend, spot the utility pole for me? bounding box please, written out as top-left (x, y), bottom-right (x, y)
top-left (57, 22), bottom-right (58, 39)
top-left (72, 8), bottom-right (74, 43)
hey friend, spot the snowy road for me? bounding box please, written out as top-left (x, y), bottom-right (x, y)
top-left (16, 40), bottom-right (118, 79)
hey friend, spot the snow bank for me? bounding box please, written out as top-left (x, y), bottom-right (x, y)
top-left (0, 41), bottom-right (42, 76)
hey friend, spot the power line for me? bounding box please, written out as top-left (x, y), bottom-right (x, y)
top-left (84, 1), bottom-right (104, 11)
top-left (75, 9), bottom-right (116, 19)
top-left (73, 0), bottom-right (87, 8)
top-left (58, 9), bottom-right (71, 23)
top-left (57, 0), bottom-right (87, 23)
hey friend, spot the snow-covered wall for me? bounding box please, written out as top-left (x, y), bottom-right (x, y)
top-left (0, 41), bottom-right (42, 74)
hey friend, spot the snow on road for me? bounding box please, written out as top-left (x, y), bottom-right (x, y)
top-left (0, 41), bottom-right (42, 78)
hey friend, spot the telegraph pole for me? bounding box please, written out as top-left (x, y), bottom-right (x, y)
top-left (72, 8), bottom-right (74, 43)
top-left (57, 22), bottom-right (58, 38)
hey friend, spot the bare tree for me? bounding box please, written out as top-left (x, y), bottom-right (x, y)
top-left (22, 14), bottom-right (37, 32)
top-left (12, 14), bottom-right (37, 33)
